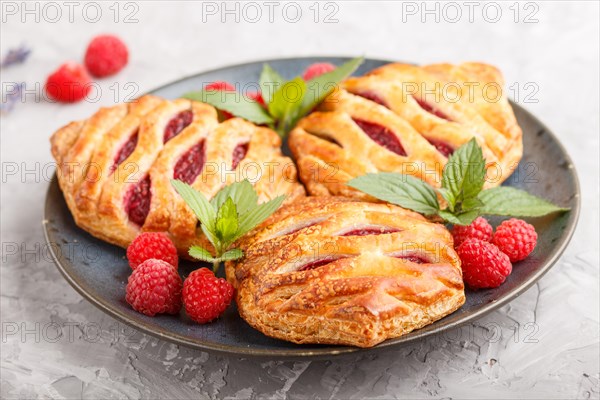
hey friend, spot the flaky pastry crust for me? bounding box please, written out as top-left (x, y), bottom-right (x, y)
top-left (289, 62), bottom-right (523, 198)
top-left (227, 197), bottom-right (465, 347)
top-left (50, 95), bottom-right (305, 255)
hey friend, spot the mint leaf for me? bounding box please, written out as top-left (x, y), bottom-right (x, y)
top-left (174, 180), bottom-right (286, 272)
top-left (347, 173), bottom-right (440, 215)
top-left (441, 138), bottom-right (486, 211)
top-left (269, 77), bottom-right (306, 119)
top-left (183, 90), bottom-right (273, 125)
top-left (478, 186), bottom-right (569, 217)
top-left (218, 248), bottom-right (243, 262)
top-left (301, 57), bottom-right (364, 116)
top-left (171, 180), bottom-right (216, 232)
top-left (438, 209), bottom-right (479, 226)
top-left (215, 198), bottom-right (238, 244)
top-left (236, 195), bottom-right (286, 239)
top-left (268, 77), bottom-right (307, 136)
top-left (210, 180), bottom-right (258, 215)
top-left (259, 64), bottom-right (284, 105)
top-left (189, 245), bottom-right (216, 262)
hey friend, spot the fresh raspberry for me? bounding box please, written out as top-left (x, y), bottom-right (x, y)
top-left (125, 259), bottom-right (182, 316)
top-left (302, 62), bottom-right (335, 81)
top-left (493, 218), bottom-right (538, 262)
top-left (127, 232), bottom-right (178, 270)
top-left (451, 217), bottom-right (493, 247)
top-left (84, 34), bottom-right (129, 78)
top-left (247, 91), bottom-right (265, 106)
top-left (205, 81), bottom-right (235, 119)
top-left (205, 81), bottom-right (235, 92)
top-left (457, 239), bottom-right (512, 289)
top-left (45, 62), bottom-right (92, 103)
top-left (183, 268), bottom-right (234, 324)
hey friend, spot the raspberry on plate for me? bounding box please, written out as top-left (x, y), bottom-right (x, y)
top-left (183, 268), bottom-right (234, 324)
top-left (125, 259), bottom-right (182, 316)
top-left (302, 62), bottom-right (335, 81)
top-left (84, 34), bottom-right (129, 78)
top-left (451, 216), bottom-right (493, 247)
top-left (457, 238), bottom-right (512, 289)
top-left (247, 91), bottom-right (265, 106)
top-left (205, 81), bottom-right (235, 92)
top-left (127, 232), bottom-right (178, 270)
top-left (204, 81), bottom-right (236, 119)
top-left (45, 62), bottom-right (92, 103)
top-left (493, 218), bottom-right (538, 262)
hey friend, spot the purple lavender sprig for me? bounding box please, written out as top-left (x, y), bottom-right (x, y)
top-left (1, 45), bottom-right (31, 68)
top-left (1, 82), bottom-right (25, 114)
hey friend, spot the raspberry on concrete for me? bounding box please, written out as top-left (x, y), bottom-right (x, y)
top-left (457, 238), bottom-right (512, 289)
top-left (126, 232), bottom-right (178, 270)
top-left (45, 62), bottom-right (92, 103)
top-left (493, 218), bottom-right (538, 262)
top-left (183, 268), bottom-right (234, 324)
top-left (451, 216), bottom-right (493, 247)
top-left (125, 259), bottom-right (182, 316)
top-left (84, 34), bottom-right (129, 78)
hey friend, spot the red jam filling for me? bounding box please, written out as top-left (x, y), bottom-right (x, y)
top-left (298, 257), bottom-right (341, 271)
top-left (353, 91), bottom-right (388, 108)
top-left (111, 130), bottom-right (138, 173)
top-left (125, 175), bottom-right (151, 226)
top-left (394, 254), bottom-right (430, 264)
top-left (413, 97), bottom-right (451, 121)
top-left (163, 110), bottom-right (193, 143)
top-left (341, 227), bottom-right (400, 236)
top-left (173, 141), bottom-right (206, 184)
top-left (352, 118), bottom-right (406, 156)
top-left (231, 142), bottom-right (249, 169)
top-left (426, 139), bottom-right (454, 157)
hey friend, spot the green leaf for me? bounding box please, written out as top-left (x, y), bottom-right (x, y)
top-left (300, 56), bottom-right (364, 116)
top-left (236, 195), bottom-right (286, 239)
top-left (347, 173), bottom-right (440, 215)
top-left (210, 180), bottom-right (258, 216)
top-left (438, 209), bottom-right (479, 226)
top-left (268, 77), bottom-right (307, 137)
top-left (259, 64), bottom-right (284, 105)
top-left (268, 77), bottom-right (306, 119)
top-left (441, 138), bottom-right (486, 209)
top-left (215, 198), bottom-right (239, 244)
top-left (189, 245), bottom-right (216, 262)
top-left (218, 248), bottom-right (243, 262)
top-left (171, 179), bottom-right (216, 232)
top-left (183, 90), bottom-right (273, 125)
top-left (478, 186), bottom-right (570, 217)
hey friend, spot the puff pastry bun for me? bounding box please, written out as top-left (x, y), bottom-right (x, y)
top-left (50, 95), bottom-right (305, 255)
top-left (289, 62), bottom-right (523, 198)
top-left (227, 197), bottom-right (465, 347)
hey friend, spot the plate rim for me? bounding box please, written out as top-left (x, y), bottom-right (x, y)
top-left (43, 56), bottom-right (581, 358)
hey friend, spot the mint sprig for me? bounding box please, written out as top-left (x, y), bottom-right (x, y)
top-left (347, 139), bottom-right (569, 225)
top-left (182, 57), bottom-right (364, 138)
top-left (171, 179), bottom-right (285, 270)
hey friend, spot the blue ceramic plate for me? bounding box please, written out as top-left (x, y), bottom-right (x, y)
top-left (44, 57), bottom-right (580, 357)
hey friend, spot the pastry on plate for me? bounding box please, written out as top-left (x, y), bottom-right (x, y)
top-left (227, 197), bottom-right (465, 347)
top-left (50, 95), bottom-right (305, 255)
top-left (289, 62), bottom-right (523, 198)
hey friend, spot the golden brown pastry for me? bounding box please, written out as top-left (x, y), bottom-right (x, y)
top-left (50, 95), bottom-right (305, 255)
top-left (227, 197), bottom-right (465, 347)
top-left (289, 62), bottom-right (522, 199)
